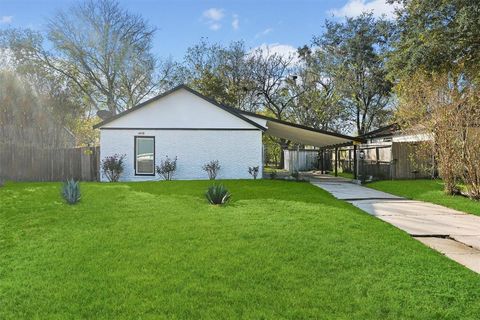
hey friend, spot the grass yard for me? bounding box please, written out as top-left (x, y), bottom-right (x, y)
top-left (1, 180), bottom-right (480, 319)
top-left (263, 166), bottom-right (288, 173)
top-left (335, 171), bottom-right (354, 179)
top-left (368, 179), bottom-right (480, 216)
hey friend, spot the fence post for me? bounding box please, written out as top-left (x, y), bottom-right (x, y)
top-left (334, 147), bottom-right (338, 177)
top-left (353, 145), bottom-right (358, 179)
top-left (322, 149), bottom-right (325, 174)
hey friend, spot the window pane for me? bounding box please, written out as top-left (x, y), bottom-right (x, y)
top-left (136, 137), bottom-right (154, 174)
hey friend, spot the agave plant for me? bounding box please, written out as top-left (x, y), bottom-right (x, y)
top-left (205, 184), bottom-right (231, 205)
top-left (62, 179), bottom-right (81, 205)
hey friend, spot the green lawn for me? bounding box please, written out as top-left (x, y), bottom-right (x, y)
top-left (1, 180), bottom-right (480, 319)
top-left (263, 166), bottom-right (288, 174)
top-left (336, 171), bottom-right (354, 179)
top-left (368, 179), bottom-right (480, 216)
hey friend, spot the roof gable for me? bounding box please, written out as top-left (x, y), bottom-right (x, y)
top-left (93, 85), bottom-right (266, 130)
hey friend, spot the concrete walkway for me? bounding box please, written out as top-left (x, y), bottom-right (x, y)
top-left (310, 176), bottom-right (480, 273)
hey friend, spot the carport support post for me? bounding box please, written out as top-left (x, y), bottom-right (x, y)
top-left (353, 144), bottom-right (358, 180)
top-left (334, 147), bottom-right (338, 177)
top-left (321, 149), bottom-right (325, 174)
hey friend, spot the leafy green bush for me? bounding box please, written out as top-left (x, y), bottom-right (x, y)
top-left (205, 184), bottom-right (231, 205)
top-left (61, 179), bottom-right (81, 205)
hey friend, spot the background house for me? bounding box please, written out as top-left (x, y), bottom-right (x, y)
top-left (316, 124), bottom-right (435, 181)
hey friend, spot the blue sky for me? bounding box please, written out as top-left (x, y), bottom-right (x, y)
top-left (0, 0), bottom-right (396, 60)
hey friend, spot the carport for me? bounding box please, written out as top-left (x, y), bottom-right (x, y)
top-left (236, 110), bottom-right (365, 178)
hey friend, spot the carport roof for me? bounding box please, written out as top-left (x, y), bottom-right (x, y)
top-left (236, 110), bottom-right (364, 148)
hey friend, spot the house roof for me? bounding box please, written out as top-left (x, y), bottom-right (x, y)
top-left (361, 123), bottom-right (400, 139)
top-left (93, 84), bottom-right (266, 130)
top-left (93, 84), bottom-right (362, 147)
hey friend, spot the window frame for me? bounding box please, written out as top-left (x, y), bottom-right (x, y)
top-left (134, 136), bottom-right (156, 176)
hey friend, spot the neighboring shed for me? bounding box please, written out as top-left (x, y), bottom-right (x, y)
top-left (320, 124), bottom-right (435, 181)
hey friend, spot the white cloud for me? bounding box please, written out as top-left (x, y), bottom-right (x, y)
top-left (251, 43), bottom-right (299, 63)
top-left (0, 16), bottom-right (13, 24)
top-left (232, 14), bottom-right (239, 30)
top-left (202, 8), bottom-right (225, 31)
top-left (329, 0), bottom-right (398, 19)
top-left (255, 28), bottom-right (273, 39)
top-left (210, 23), bottom-right (221, 31)
top-left (203, 8), bottom-right (224, 21)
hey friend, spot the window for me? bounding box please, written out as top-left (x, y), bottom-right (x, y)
top-left (135, 136), bottom-right (155, 175)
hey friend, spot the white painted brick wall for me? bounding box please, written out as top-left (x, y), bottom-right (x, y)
top-left (100, 129), bottom-right (263, 181)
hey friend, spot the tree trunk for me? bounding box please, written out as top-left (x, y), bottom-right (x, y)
top-left (444, 179), bottom-right (458, 195)
top-left (107, 94), bottom-right (117, 115)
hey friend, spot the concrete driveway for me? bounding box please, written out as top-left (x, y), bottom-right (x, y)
top-left (311, 177), bottom-right (480, 273)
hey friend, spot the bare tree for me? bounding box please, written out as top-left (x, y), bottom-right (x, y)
top-left (48, 0), bottom-right (160, 114)
top-left (246, 47), bottom-right (301, 168)
top-left (459, 100), bottom-right (480, 200)
top-left (395, 71), bottom-right (480, 197)
top-left (247, 47), bottom-right (300, 120)
top-left (292, 46), bottom-right (347, 132)
top-left (3, 0), bottom-right (164, 115)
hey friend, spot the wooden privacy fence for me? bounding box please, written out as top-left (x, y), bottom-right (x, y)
top-left (284, 149), bottom-right (318, 173)
top-left (321, 142), bottom-right (434, 180)
top-left (0, 144), bottom-right (100, 182)
top-left (391, 142), bottom-right (433, 179)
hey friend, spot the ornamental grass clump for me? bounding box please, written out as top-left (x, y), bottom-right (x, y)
top-left (205, 184), bottom-right (231, 205)
top-left (61, 179), bottom-right (81, 205)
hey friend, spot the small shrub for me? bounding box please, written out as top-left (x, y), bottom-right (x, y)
top-left (291, 170), bottom-right (300, 181)
top-left (205, 184), bottom-right (231, 205)
top-left (269, 170), bottom-right (277, 179)
top-left (101, 154), bottom-right (126, 182)
top-left (203, 160), bottom-right (221, 180)
top-left (290, 170), bottom-right (307, 182)
top-left (61, 179), bottom-right (81, 204)
top-left (248, 166), bottom-right (259, 180)
top-left (156, 156), bottom-right (177, 180)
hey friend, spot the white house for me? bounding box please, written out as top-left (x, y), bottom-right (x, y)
top-left (94, 85), bottom-right (359, 181)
